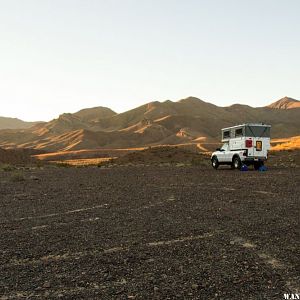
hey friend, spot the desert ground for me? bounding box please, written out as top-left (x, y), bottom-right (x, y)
top-left (0, 164), bottom-right (299, 299)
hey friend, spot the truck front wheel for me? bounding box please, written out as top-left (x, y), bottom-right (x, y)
top-left (232, 156), bottom-right (242, 170)
top-left (211, 156), bottom-right (219, 169)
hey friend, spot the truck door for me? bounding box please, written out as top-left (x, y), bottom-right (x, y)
top-left (218, 143), bottom-right (229, 162)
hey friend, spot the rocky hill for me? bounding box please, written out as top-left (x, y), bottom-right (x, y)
top-left (0, 97), bottom-right (299, 152)
top-left (267, 97), bottom-right (300, 109)
top-left (0, 116), bottom-right (41, 130)
top-left (73, 106), bottom-right (116, 122)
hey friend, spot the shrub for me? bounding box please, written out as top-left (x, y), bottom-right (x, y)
top-left (35, 160), bottom-right (44, 168)
top-left (55, 162), bottom-right (71, 168)
top-left (10, 171), bottom-right (25, 182)
top-left (0, 163), bottom-right (15, 172)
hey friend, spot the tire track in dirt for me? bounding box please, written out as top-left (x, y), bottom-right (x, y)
top-left (4, 232), bottom-right (216, 268)
top-left (230, 236), bottom-right (300, 294)
top-left (13, 204), bottom-right (109, 221)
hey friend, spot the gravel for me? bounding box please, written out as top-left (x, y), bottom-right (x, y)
top-left (0, 166), bottom-right (299, 299)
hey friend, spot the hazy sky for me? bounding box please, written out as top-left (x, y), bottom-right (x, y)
top-left (1, 0), bottom-right (299, 121)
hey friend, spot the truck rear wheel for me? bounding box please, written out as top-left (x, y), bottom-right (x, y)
top-left (211, 156), bottom-right (219, 169)
top-left (233, 156), bottom-right (242, 170)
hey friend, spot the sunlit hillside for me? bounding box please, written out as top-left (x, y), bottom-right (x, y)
top-left (0, 97), bottom-right (299, 152)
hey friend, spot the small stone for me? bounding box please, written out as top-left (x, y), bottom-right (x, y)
top-left (43, 282), bottom-right (51, 288)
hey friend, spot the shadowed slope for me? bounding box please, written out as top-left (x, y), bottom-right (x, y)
top-left (0, 117), bottom-right (41, 130)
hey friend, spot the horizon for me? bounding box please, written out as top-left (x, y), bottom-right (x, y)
top-left (1, 0), bottom-right (300, 121)
top-left (1, 95), bottom-right (298, 122)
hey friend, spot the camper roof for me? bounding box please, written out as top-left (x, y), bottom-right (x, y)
top-left (222, 123), bottom-right (271, 131)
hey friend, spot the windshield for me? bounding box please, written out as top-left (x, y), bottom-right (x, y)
top-left (221, 143), bottom-right (229, 151)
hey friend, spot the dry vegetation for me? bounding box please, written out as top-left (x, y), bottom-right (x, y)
top-left (271, 136), bottom-right (300, 151)
top-left (32, 141), bottom-right (300, 168)
top-left (1, 141), bottom-right (300, 169)
top-left (33, 148), bottom-right (141, 162)
top-left (53, 157), bottom-right (114, 166)
top-left (32, 144), bottom-right (213, 166)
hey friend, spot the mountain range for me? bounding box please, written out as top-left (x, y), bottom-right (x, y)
top-left (0, 96), bottom-right (299, 152)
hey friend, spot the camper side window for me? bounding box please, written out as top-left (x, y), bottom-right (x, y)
top-left (235, 128), bottom-right (243, 137)
top-left (223, 131), bottom-right (230, 139)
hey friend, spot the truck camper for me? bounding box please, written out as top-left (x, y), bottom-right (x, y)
top-left (211, 123), bottom-right (271, 170)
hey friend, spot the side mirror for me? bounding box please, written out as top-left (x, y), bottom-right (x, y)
top-left (216, 148), bottom-right (222, 151)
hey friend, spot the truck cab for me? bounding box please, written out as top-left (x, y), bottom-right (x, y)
top-left (211, 123), bottom-right (271, 170)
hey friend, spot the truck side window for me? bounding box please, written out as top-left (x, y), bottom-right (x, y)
top-left (235, 128), bottom-right (243, 137)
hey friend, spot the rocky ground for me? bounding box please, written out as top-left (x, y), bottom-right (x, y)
top-left (0, 148), bottom-right (39, 165)
top-left (0, 166), bottom-right (299, 299)
top-left (106, 147), bottom-right (210, 167)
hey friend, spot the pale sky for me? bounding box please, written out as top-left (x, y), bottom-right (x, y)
top-left (0, 0), bottom-right (299, 121)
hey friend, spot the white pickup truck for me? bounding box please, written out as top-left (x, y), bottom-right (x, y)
top-left (211, 123), bottom-right (271, 170)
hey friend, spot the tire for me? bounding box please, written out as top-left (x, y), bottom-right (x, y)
top-left (232, 156), bottom-right (242, 170)
top-left (211, 156), bottom-right (219, 169)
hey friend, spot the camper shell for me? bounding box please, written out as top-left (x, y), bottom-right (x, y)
top-left (211, 123), bottom-right (271, 170)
